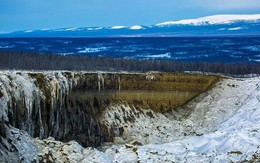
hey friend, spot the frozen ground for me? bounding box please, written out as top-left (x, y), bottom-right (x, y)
top-left (36, 76), bottom-right (260, 162)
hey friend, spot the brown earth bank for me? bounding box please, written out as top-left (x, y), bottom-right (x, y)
top-left (0, 71), bottom-right (220, 149)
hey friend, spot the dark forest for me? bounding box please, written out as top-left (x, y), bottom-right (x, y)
top-left (1, 51), bottom-right (260, 75)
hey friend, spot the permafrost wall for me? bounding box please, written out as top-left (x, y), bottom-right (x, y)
top-left (0, 71), bottom-right (219, 151)
top-left (1, 71), bottom-right (105, 148)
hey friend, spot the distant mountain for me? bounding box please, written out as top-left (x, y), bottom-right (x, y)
top-left (156, 14), bottom-right (260, 26)
top-left (1, 14), bottom-right (260, 37)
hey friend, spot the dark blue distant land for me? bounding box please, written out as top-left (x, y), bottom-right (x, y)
top-left (1, 37), bottom-right (260, 63)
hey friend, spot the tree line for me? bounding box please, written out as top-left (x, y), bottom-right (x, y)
top-left (0, 50), bottom-right (260, 75)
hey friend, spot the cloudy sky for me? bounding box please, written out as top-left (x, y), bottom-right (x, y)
top-left (0, 0), bottom-right (260, 33)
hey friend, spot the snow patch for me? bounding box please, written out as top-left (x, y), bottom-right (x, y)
top-left (94, 27), bottom-right (104, 30)
top-left (78, 47), bottom-right (107, 53)
top-left (86, 27), bottom-right (103, 31)
top-left (242, 46), bottom-right (260, 52)
top-left (24, 30), bottom-right (33, 33)
top-left (249, 59), bottom-right (260, 62)
top-left (0, 45), bottom-right (14, 48)
top-left (228, 27), bottom-right (243, 31)
top-left (145, 53), bottom-right (172, 59)
top-left (59, 52), bottom-right (74, 55)
top-left (111, 26), bottom-right (126, 29)
top-left (64, 27), bottom-right (78, 31)
top-left (218, 28), bottom-right (226, 31)
top-left (130, 25), bottom-right (143, 30)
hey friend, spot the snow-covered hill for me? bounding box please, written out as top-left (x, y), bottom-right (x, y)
top-left (156, 14), bottom-right (260, 26)
top-left (1, 14), bottom-right (260, 37)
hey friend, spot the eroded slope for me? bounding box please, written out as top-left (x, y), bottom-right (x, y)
top-left (36, 76), bottom-right (260, 162)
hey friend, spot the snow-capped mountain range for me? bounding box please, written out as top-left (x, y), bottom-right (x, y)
top-left (1, 14), bottom-right (260, 37)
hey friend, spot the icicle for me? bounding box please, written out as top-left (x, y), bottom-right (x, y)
top-left (98, 74), bottom-right (101, 92)
top-left (118, 75), bottom-right (121, 91)
top-left (98, 73), bottom-right (105, 92)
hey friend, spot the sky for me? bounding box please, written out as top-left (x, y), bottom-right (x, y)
top-left (0, 0), bottom-right (260, 33)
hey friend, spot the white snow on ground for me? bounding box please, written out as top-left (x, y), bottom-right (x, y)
top-left (219, 27), bottom-right (244, 31)
top-left (86, 27), bottom-right (104, 31)
top-left (111, 26), bottom-right (127, 29)
top-left (77, 47), bottom-right (107, 53)
top-left (146, 53), bottom-right (172, 59)
top-left (24, 30), bottom-right (33, 33)
top-left (64, 27), bottom-right (79, 31)
top-left (52, 27), bottom-right (82, 32)
top-left (137, 53), bottom-right (172, 59)
top-left (87, 28), bottom-right (94, 31)
top-left (228, 27), bottom-right (243, 31)
top-left (0, 45), bottom-right (14, 49)
top-left (129, 25), bottom-right (143, 30)
top-left (103, 77), bottom-right (260, 162)
top-left (35, 138), bottom-right (111, 163)
top-left (93, 27), bottom-right (104, 30)
top-left (242, 46), bottom-right (260, 52)
top-left (156, 14), bottom-right (260, 26)
top-left (218, 28), bottom-right (226, 31)
top-left (250, 59), bottom-right (260, 62)
top-left (34, 76), bottom-right (260, 162)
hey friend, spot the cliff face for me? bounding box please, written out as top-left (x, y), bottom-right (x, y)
top-left (0, 71), bottom-right (219, 161)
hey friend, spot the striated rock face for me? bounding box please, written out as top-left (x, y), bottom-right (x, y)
top-left (0, 70), bottom-right (219, 157)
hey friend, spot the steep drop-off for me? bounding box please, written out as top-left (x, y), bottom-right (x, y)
top-left (0, 71), bottom-right (219, 162)
top-left (28, 76), bottom-right (260, 162)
